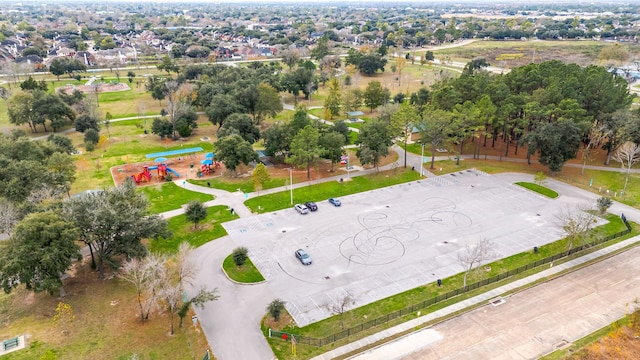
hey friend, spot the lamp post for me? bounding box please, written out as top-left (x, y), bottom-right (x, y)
top-left (420, 143), bottom-right (425, 177)
top-left (289, 168), bottom-right (293, 205)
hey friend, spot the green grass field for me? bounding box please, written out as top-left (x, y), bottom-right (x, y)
top-left (515, 182), bottom-right (559, 198)
top-left (149, 205), bottom-right (237, 253)
top-left (245, 168), bottom-right (421, 213)
top-left (189, 176), bottom-right (287, 193)
top-left (222, 255), bottom-right (265, 283)
top-left (137, 182), bottom-right (215, 214)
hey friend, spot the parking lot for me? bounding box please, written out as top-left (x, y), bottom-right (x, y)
top-left (222, 171), bottom-right (606, 327)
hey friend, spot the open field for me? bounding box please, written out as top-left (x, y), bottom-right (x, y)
top-left (0, 260), bottom-right (210, 360)
top-left (431, 39), bottom-right (640, 68)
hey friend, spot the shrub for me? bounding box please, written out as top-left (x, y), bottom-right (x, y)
top-left (267, 298), bottom-right (286, 321)
top-left (597, 197), bottom-right (613, 214)
top-left (232, 246), bottom-right (249, 267)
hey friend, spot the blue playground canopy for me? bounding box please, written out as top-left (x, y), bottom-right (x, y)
top-left (145, 147), bottom-right (204, 159)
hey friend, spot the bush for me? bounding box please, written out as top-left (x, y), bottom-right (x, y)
top-left (267, 298), bottom-right (286, 321)
top-left (232, 246), bottom-right (249, 267)
top-left (84, 128), bottom-right (100, 145)
top-left (597, 197), bottom-right (613, 214)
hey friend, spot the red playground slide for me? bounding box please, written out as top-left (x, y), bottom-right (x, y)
top-left (132, 166), bottom-right (152, 184)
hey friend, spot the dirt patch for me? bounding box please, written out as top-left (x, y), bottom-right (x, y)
top-left (56, 82), bottom-right (131, 95)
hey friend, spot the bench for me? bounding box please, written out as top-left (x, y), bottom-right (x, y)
top-left (2, 337), bottom-right (19, 350)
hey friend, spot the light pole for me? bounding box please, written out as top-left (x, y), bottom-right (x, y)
top-left (420, 143), bottom-right (425, 177)
top-left (289, 168), bottom-right (293, 205)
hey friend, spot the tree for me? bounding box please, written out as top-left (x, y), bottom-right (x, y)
top-left (119, 255), bottom-right (165, 321)
top-left (534, 172), bottom-right (547, 186)
top-left (127, 71), bottom-right (135, 84)
top-left (392, 103), bottom-right (419, 168)
top-left (612, 141), bottom-right (640, 197)
top-left (395, 58), bottom-right (406, 85)
top-left (146, 76), bottom-right (168, 104)
top-left (84, 128), bottom-right (100, 146)
top-left (157, 56), bottom-right (179, 75)
top-left (327, 293), bottom-right (355, 329)
top-left (0, 198), bottom-right (19, 237)
top-left (263, 122), bottom-right (291, 161)
top-left (0, 211), bottom-right (80, 295)
top-left (206, 94), bottom-right (243, 129)
top-left (450, 102), bottom-right (483, 165)
top-left (287, 125), bottom-right (322, 179)
top-left (356, 118), bottom-right (393, 172)
top-left (324, 78), bottom-right (341, 120)
top-left (363, 81), bottom-right (385, 113)
top-left (232, 247), bottom-right (249, 267)
top-left (279, 49), bottom-right (300, 69)
top-left (218, 113), bottom-right (261, 144)
top-left (556, 205), bottom-right (598, 253)
top-left (357, 54), bottom-right (387, 76)
top-left (310, 36), bottom-right (331, 61)
top-left (457, 238), bottom-right (498, 287)
top-left (267, 298), bottom-right (286, 321)
top-left (332, 120), bottom-right (351, 144)
top-left (320, 131), bottom-right (346, 172)
top-left (255, 83), bottom-right (282, 124)
top-left (418, 109), bottom-right (453, 170)
top-left (252, 163), bottom-right (270, 194)
top-left (184, 200), bottom-right (207, 230)
top-left (75, 114), bottom-right (100, 133)
top-left (597, 197), bottom-right (613, 215)
top-left (64, 181), bottom-right (170, 278)
top-left (47, 134), bottom-right (76, 154)
top-left (214, 134), bottom-right (259, 176)
top-left (151, 118), bottom-right (173, 139)
top-left (49, 58), bottom-right (66, 80)
top-left (525, 120), bottom-right (584, 173)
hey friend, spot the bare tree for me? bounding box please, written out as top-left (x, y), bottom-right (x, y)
top-left (556, 205), bottom-right (598, 254)
top-left (457, 238), bottom-right (498, 287)
top-left (118, 255), bottom-right (166, 321)
top-left (613, 141), bottom-right (640, 197)
top-left (327, 292), bottom-right (355, 329)
top-left (0, 198), bottom-right (19, 237)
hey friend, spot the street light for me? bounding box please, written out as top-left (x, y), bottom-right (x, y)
top-left (420, 143), bottom-right (425, 177)
top-left (289, 168), bottom-right (293, 205)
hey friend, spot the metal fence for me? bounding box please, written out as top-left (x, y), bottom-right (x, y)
top-left (269, 215), bottom-right (632, 347)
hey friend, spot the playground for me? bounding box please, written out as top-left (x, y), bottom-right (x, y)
top-left (109, 147), bottom-right (223, 187)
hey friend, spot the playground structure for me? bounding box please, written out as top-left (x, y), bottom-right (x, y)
top-left (114, 147), bottom-right (220, 187)
top-left (131, 166), bottom-right (151, 184)
top-left (200, 161), bottom-right (221, 176)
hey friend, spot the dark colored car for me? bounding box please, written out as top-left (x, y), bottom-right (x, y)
top-left (295, 249), bottom-right (312, 265)
top-left (328, 198), bottom-right (342, 207)
top-left (305, 201), bottom-right (318, 211)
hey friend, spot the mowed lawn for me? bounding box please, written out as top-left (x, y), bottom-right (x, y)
top-left (138, 182), bottom-right (214, 214)
top-left (150, 205), bottom-right (238, 254)
top-left (245, 168), bottom-right (421, 213)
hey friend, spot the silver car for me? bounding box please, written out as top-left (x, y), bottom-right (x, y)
top-left (294, 204), bottom-right (309, 214)
top-left (295, 249), bottom-right (312, 265)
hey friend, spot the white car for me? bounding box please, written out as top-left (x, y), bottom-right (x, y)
top-left (294, 204), bottom-right (309, 214)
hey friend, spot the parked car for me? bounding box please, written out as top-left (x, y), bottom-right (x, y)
top-left (328, 198), bottom-right (342, 207)
top-left (294, 204), bottom-right (309, 214)
top-left (295, 249), bottom-right (312, 265)
top-left (305, 201), bottom-right (318, 211)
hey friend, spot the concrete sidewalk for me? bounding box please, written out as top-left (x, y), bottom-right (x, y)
top-left (312, 234), bottom-right (640, 360)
